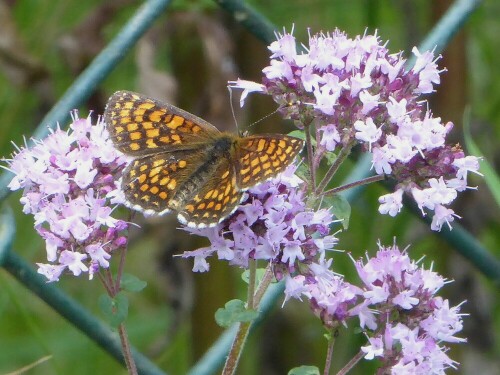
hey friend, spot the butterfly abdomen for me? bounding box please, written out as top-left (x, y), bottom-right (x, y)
top-left (169, 135), bottom-right (235, 211)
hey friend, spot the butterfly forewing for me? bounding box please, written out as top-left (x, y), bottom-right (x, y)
top-left (104, 91), bottom-right (220, 156)
top-left (235, 134), bottom-right (304, 189)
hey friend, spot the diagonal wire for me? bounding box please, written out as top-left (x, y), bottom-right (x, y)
top-left (214, 0), bottom-right (277, 44)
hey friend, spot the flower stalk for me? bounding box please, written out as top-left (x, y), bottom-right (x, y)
top-left (315, 141), bottom-right (355, 195)
top-left (304, 121), bottom-right (317, 189)
top-left (100, 252), bottom-right (138, 375)
top-left (247, 259), bottom-right (257, 309)
top-left (223, 263), bottom-right (274, 375)
top-left (119, 323), bottom-right (138, 375)
top-left (321, 174), bottom-right (386, 197)
top-left (323, 328), bottom-right (338, 375)
top-left (337, 350), bottom-right (364, 375)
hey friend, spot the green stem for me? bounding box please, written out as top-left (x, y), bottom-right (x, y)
top-left (104, 268), bottom-right (116, 296)
top-left (253, 265), bottom-right (274, 306)
top-left (115, 245), bottom-right (128, 295)
top-left (336, 350), bottom-right (364, 375)
top-left (305, 123), bottom-right (317, 190)
top-left (321, 174), bottom-right (385, 197)
top-left (119, 323), bottom-right (138, 375)
top-left (247, 260), bottom-right (257, 309)
top-left (222, 263), bottom-right (274, 375)
top-left (323, 329), bottom-right (338, 375)
top-left (112, 245), bottom-right (137, 374)
top-left (188, 278), bottom-right (284, 375)
top-left (98, 272), bottom-right (114, 296)
top-left (221, 321), bottom-right (252, 375)
top-left (316, 142), bottom-right (354, 195)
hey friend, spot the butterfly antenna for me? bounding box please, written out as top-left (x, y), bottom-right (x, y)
top-left (227, 85), bottom-right (241, 135)
top-left (246, 105), bottom-right (285, 132)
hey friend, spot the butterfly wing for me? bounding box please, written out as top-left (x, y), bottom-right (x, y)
top-left (235, 134), bottom-right (304, 189)
top-left (121, 148), bottom-right (204, 215)
top-left (104, 90), bottom-right (220, 156)
top-left (177, 157), bottom-right (243, 228)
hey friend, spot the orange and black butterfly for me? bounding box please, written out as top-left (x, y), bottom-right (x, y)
top-left (104, 91), bottom-right (303, 227)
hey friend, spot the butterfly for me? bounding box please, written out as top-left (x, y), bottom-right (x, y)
top-left (104, 90), bottom-right (304, 228)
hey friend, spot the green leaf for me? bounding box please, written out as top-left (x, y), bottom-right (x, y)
top-left (120, 273), bottom-right (147, 293)
top-left (323, 331), bottom-right (333, 341)
top-left (295, 162), bottom-right (310, 183)
top-left (214, 299), bottom-right (259, 328)
top-left (288, 365), bottom-right (320, 375)
top-left (463, 108), bottom-right (500, 207)
top-left (323, 151), bottom-right (338, 166)
top-left (241, 268), bottom-right (268, 285)
top-left (98, 294), bottom-right (114, 320)
top-left (322, 194), bottom-right (351, 229)
top-left (288, 130), bottom-right (308, 143)
top-left (98, 292), bottom-right (129, 328)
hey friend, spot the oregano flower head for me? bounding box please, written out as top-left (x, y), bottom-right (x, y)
top-left (4, 112), bottom-right (129, 281)
top-left (230, 28), bottom-right (482, 231)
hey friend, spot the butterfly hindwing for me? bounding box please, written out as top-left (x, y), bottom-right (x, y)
top-left (121, 148), bottom-right (204, 215)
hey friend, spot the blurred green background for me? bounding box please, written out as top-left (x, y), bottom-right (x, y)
top-left (0, 0), bottom-right (499, 374)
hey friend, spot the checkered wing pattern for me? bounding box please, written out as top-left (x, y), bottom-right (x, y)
top-left (121, 149), bottom-right (201, 215)
top-left (105, 90), bottom-right (305, 227)
top-left (104, 91), bottom-right (220, 156)
top-left (235, 134), bottom-right (304, 189)
top-left (177, 158), bottom-right (243, 227)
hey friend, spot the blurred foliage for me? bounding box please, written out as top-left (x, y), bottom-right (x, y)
top-left (0, 0), bottom-right (499, 374)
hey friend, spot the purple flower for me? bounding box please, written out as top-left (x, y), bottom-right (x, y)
top-left (361, 336), bottom-right (384, 360)
top-left (318, 124), bottom-right (340, 152)
top-left (352, 242), bottom-right (465, 373)
top-left (285, 261), bottom-right (361, 328)
top-left (453, 155), bottom-right (483, 180)
top-left (181, 165), bottom-right (337, 276)
top-left (230, 28), bottom-right (481, 231)
top-left (431, 205), bottom-right (460, 231)
top-left (354, 118), bottom-right (382, 151)
top-left (227, 79), bottom-right (266, 107)
top-left (378, 189), bottom-right (403, 217)
top-left (59, 250), bottom-right (88, 276)
top-left (4, 111), bottom-right (129, 282)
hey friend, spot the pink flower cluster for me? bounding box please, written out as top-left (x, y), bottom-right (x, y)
top-left (285, 243), bottom-right (465, 373)
top-left (356, 244), bottom-right (465, 373)
top-left (4, 112), bottom-right (129, 281)
top-left (181, 166), bottom-right (338, 275)
top-left (230, 29), bottom-right (482, 231)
